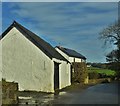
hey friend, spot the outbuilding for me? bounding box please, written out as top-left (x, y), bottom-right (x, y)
top-left (0, 21), bottom-right (71, 93)
top-left (55, 46), bottom-right (86, 63)
top-left (55, 46), bottom-right (88, 83)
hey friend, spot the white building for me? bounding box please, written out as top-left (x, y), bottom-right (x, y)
top-left (55, 46), bottom-right (86, 63)
top-left (0, 21), bottom-right (71, 93)
top-left (55, 46), bottom-right (88, 83)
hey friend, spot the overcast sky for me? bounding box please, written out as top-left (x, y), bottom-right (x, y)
top-left (2, 2), bottom-right (118, 63)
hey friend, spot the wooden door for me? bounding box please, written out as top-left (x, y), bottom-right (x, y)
top-left (54, 62), bottom-right (59, 90)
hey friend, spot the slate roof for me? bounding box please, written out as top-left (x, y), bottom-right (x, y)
top-left (1, 21), bottom-right (69, 62)
top-left (56, 46), bottom-right (86, 60)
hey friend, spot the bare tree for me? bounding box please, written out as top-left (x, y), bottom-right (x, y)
top-left (100, 21), bottom-right (120, 79)
top-left (100, 21), bottom-right (120, 61)
top-left (100, 21), bottom-right (120, 49)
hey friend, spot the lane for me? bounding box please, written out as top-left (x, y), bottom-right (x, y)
top-left (69, 83), bottom-right (118, 104)
top-left (18, 82), bottom-right (119, 105)
top-left (52, 82), bottom-right (119, 104)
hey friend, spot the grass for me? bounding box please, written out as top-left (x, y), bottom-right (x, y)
top-left (87, 67), bottom-right (116, 76)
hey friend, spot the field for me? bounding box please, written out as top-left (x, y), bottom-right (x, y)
top-left (87, 67), bottom-right (116, 76)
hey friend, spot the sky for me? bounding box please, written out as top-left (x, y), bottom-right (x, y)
top-left (1, 2), bottom-right (118, 63)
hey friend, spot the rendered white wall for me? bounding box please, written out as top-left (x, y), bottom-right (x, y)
top-left (1, 27), bottom-right (54, 92)
top-left (69, 57), bottom-right (82, 63)
top-left (52, 58), bottom-right (71, 89)
top-left (59, 62), bottom-right (71, 89)
top-left (55, 48), bottom-right (69, 61)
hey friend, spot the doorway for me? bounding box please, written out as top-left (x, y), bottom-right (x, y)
top-left (54, 62), bottom-right (59, 90)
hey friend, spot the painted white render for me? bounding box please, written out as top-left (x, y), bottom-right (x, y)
top-left (55, 48), bottom-right (69, 61)
top-left (55, 46), bottom-right (88, 84)
top-left (69, 57), bottom-right (82, 63)
top-left (60, 63), bottom-right (71, 89)
top-left (1, 27), bottom-right (71, 92)
top-left (1, 27), bottom-right (53, 92)
top-left (52, 58), bottom-right (71, 89)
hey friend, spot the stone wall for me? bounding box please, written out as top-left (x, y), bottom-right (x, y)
top-left (89, 78), bottom-right (111, 84)
top-left (2, 79), bottom-right (18, 105)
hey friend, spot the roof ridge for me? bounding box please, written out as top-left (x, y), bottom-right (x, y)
top-left (56, 46), bottom-right (86, 59)
top-left (11, 21), bottom-right (53, 59)
top-left (57, 46), bottom-right (74, 51)
top-left (1, 21), bottom-right (69, 62)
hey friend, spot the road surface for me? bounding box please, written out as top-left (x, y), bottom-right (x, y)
top-left (51, 82), bottom-right (119, 104)
top-left (19, 82), bottom-right (120, 105)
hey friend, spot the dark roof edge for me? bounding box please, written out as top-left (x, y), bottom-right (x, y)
top-left (1, 21), bottom-right (15, 39)
top-left (1, 21), bottom-right (54, 59)
top-left (1, 21), bottom-right (70, 63)
top-left (56, 46), bottom-right (86, 60)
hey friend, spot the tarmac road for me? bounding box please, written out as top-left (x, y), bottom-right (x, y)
top-left (51, 82), bottom-right (119, 104)
top-left (18, 82), bottom-right (120, 105)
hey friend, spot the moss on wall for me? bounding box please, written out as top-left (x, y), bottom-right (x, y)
top-left (2, 79), bottom-right (18, 105)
